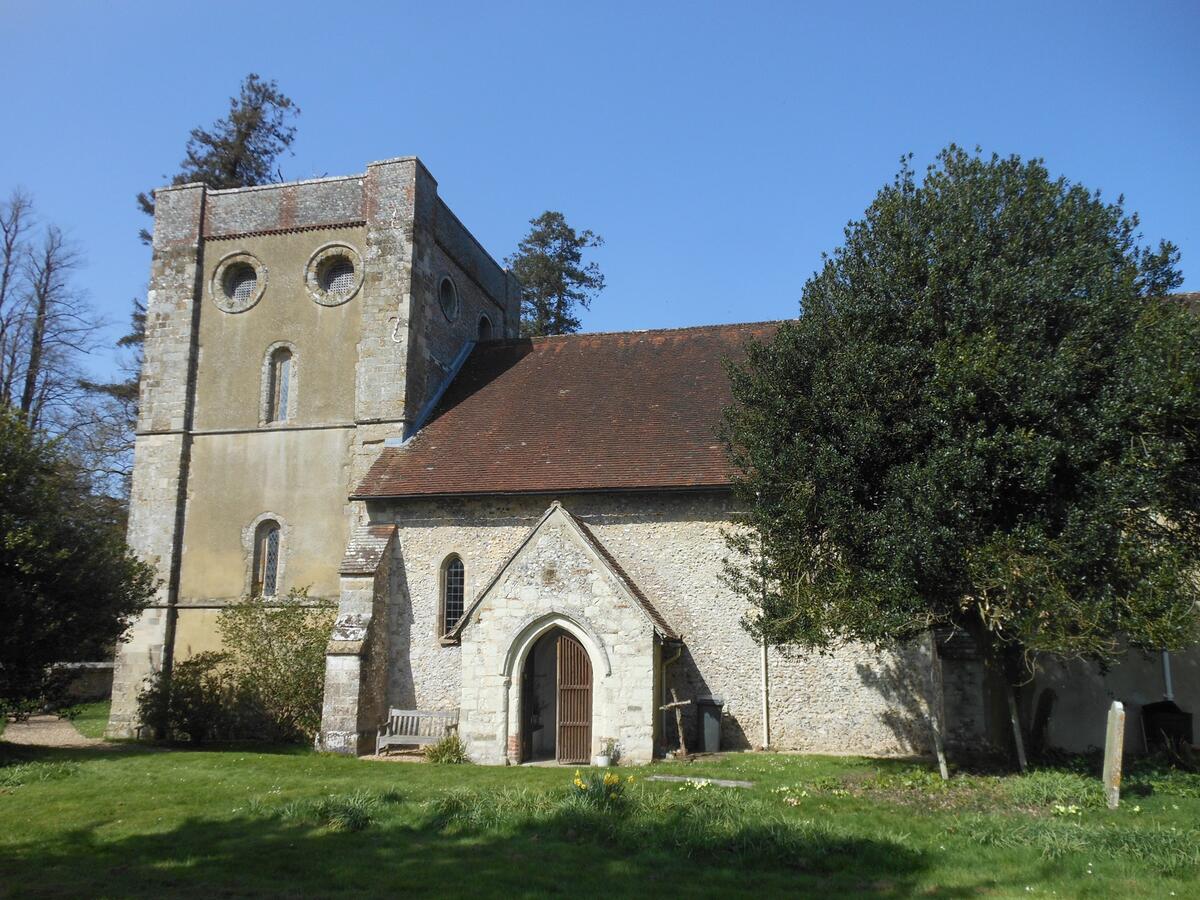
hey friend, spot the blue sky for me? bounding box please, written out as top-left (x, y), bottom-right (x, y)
top-left (2, 1), bottom-right (1197, 379)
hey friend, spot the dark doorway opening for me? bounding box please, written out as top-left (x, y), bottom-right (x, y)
top-left (520, 627), bottom-right (592, 764)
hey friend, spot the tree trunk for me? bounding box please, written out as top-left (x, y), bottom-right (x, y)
top-left (926, 631), bottom-right (950, 780)
top-left (964, 614), bottom-right (1029, 771)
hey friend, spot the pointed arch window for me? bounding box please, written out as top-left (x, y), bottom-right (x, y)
top-left (478, 314), bottom-right (493, 341)
top-left (441, 555), bottom-right (465, 635)
top-left (252, 520), bottom-right (281, 596)
top-left (266, 347), bottom-right (292, 423)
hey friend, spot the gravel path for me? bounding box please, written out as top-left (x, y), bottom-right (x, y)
top-left (2, 715), bottom-right (108, 749)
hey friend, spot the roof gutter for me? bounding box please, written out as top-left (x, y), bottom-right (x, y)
top-left (351, 484), bottom-right (735, 502)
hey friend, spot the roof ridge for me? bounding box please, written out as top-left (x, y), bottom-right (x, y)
top-left (478, 319), bottom-right (786, 347)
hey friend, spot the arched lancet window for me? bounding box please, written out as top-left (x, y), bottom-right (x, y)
top-left (478, 314), bottom-right (493, 341)
top-left (441, 555), bottom-right (465, 635)
top-left (252, 520), bottom-right (281, 596)
top-left (266, 347), bottom-right (292, 423)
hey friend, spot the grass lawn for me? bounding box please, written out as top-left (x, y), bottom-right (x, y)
top-left (0, 743), bottom-right (1197, 899)
top-left (64, 701), bottom-right (111, 740)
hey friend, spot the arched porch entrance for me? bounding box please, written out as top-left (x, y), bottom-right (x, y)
top-left (519, 627), bottom-right (593, 764)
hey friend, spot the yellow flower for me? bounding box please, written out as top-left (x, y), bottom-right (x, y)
top-left (626, 775), bottom-right (635, 784)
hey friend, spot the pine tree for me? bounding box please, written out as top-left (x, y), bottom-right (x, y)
top-left (506, 211), bottom-right (605, 336)
top-left (135, 73), bottom-right (300, 244)
top-left (89, 75), bottom-right (300, 499)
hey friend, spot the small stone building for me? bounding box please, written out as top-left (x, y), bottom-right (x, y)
top-left (108, 157), bottom-right (1199, 763)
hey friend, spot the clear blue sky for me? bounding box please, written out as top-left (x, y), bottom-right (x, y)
top-left (2, 0), bottom-right (1197, 379)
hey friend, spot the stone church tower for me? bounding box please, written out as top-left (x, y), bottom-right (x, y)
top-left (107, 158), bottom-right (520, 736)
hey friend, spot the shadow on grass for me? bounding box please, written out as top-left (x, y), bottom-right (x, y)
top-left (0, 798), bottom-right (958, 899)
top-left (0, 739), bottom-right (312, 767)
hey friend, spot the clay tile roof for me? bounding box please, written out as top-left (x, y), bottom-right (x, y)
top-left (339, 523), bottom-right (397, 575)
top-left (354, 321), bottom-right (780, 499)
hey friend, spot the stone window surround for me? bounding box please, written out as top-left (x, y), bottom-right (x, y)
top-left (437, 552), bottom-right (465, 638)
top-left (211, 250), bottom-right (269, 314)
top-left (437, 274), bottom-right (460, 322)
top-left (259, 341), bottom-right (299, 426)
top-left (305, 241), bottom-right (364, 307)
top-left (242, 511), bottom-right (290, 598)
top-left (477, 313), bottom-right (493, 341)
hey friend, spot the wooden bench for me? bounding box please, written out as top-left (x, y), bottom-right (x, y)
top-left (376, 708), bottom-right (459, 755)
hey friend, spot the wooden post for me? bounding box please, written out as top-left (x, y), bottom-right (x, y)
top-left (659, 688), bottom-right (692, 758)
top-left (1103, 701), bottom-right (1126, 810)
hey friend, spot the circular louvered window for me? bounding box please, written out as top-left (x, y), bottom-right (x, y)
top-left (322, 258), bottom-right (356, 295)
top-left (211, 252), bottom-right (267, 313)
top-left (438, 276), bottom-right (460, 321)
top-left (225, 264), bottom-right (257, 303)
top-left (306, 243), bottom-right (364, 306)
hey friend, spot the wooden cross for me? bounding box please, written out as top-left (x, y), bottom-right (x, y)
top-left (659, 688), bottom-right (692, 758)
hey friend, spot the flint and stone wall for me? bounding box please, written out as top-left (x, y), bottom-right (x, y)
top-left (456, 507), bottom-right (659, 765)
top-left (378, 492), bottom-right (941, 759)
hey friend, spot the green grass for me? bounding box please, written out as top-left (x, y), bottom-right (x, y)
top-left (63, 700), bottom-right (111, 740)
top-left (0, 744), bottom-right (1196, 898)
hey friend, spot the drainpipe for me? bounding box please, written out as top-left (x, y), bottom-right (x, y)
top-left (1162, 651), bottom-right (1175, 701)
top-left (755, 490), bottom-right (770, 750)
top-left (760, 639), bottom-right (771, 750)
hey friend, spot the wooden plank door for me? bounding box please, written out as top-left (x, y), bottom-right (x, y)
top-left (556, 632), bottom-right (592, 764)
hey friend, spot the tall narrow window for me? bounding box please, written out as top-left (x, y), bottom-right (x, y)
top-left (478, 314), bottom-right (493, 341)
top-left (442, 556), bottom-right (465, 634)
top-left (267, 347), bottom-right (292, 423)
top-left (252, 520), bottom-right (281, 596)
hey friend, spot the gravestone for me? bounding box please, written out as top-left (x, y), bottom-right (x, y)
top-left (1102, 700), bottom-right (1125, 810)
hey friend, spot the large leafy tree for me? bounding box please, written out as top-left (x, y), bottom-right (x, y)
top-left (723, 146), bottom-right (1200, 758)
top-left (0, 409), bottom-right (156, 715)
top-left (506, 211), bottom-right (605, 336)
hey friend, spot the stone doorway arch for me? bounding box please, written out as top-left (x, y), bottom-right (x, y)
top-left (502, 611), bottom-right (607, 765)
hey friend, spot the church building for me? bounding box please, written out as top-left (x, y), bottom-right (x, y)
top-left (107, 157), bottom-right (1197, 764)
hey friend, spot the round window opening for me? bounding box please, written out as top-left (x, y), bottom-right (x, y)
top-left (224, 263), bottom-right (258, 303)
top-left (305, 243), bottom-right (363, 307)
top-left (320, 257), bottom-right (356, 297)
top-left (438, 276), bottom-right (460, 320)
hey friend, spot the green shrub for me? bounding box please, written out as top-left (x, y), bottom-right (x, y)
top-left (137, 652), bottom-right (242, 743)
top-left (135, 589), bottom-right (335, 744)
top-left (217, 589), bottom-right (335, 742)
top-left (424, 733), bottom-right (470, 764)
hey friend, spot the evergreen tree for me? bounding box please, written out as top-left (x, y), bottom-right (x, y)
top-left (506, 211), bottom-right (605, 336)
top-left (722, 146), bottom-right (1200, 762)
top-left (90, 75), bottom-right (300, 499)
top-left (135, 73), bottom-right (300, 244)
top-left (0, 409), bottom-right (156, 715)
